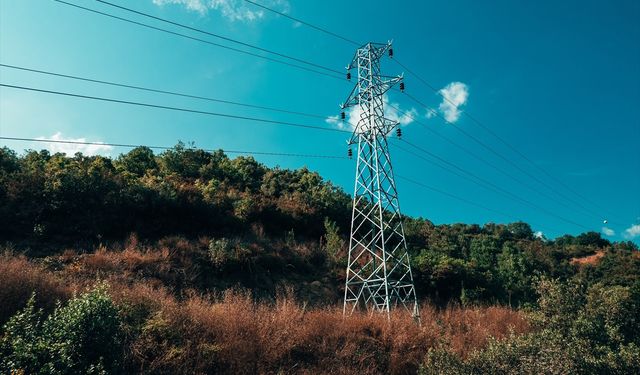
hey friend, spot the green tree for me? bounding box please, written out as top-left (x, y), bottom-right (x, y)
top-left (159, 142), bottom-right (212, 179)
top-left (506, 221), bottom-right (534, 240)
top-left (575, 231), bottom-right (610, 248)
top-left (414, 249), bottom-right (469, 303)
top-left (322, 218), bottom-right (345, 262)
top-left (115, 146), bottom-right (157, 177)
top-left (469, 235), bottom-right (499, 270)
top-left (496, 244), bottom-right (531, 306)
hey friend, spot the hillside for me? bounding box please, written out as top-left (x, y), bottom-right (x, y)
top-left (1, 145), bottom-right (639, 374)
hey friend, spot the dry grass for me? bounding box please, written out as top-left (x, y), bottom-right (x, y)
top-left (425, 304), bottom-right (530, 356)
top-left (0, 247), bottom-right (530, 375)
top-left (570, 250), bottom-right (605, 266)
top-left (63, 237), bottom-right (196, 289)
top-left (0, 253), bottom-right (71, 324)
top-left (126, 290), bottom-right (528, 375)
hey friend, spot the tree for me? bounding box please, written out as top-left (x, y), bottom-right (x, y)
top-left (0, 147), bottom-right (19, 174)
top-left (115, 146), bottom-right (157, 177)
top-left (506, 222), bottom-right (534, 240)
top-left (159, 142), bottom-right (212, 179)
top-left (322, 218), bottom-right (345, 262)
top-left (229, 156), bottom-right (265, 191)
top-left (497, 244), bottom-right (531, 306)
top-left (469, 235), bottom-right (499, 270)
top-left (575, 231), bottom-right (610, 248)
top-left (413, 249), bottom-right (469, 303)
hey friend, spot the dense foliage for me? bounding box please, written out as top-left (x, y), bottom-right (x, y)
top-left (1, 145), bottom-right (639, 374)
top-left (0, 144), bottom-right (351, 245)
top-left (1, 145), bottom-right (637, 307)
top-left (421, 278), bottom-right (640, 374)
top-left (404, 219), bottom-right (640, 307)
top-left (1, 286), bottom-right (123, 374)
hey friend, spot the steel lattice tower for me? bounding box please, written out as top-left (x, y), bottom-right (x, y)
top-left (341, 42), bottom-right (419, 320)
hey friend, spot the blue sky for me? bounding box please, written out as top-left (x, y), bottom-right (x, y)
top-left (1, 0), bottom-right (639, 243)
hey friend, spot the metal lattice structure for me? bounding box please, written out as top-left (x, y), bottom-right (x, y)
top-left (341, 42), bottom-right (419, 320)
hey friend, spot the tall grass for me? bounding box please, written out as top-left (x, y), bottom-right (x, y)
top-left (0, 253), bottom-right (71, 325)
top-left (115, 288), bottom-right (527, 374)
top-left (0, 245), bottom-right (529, 374)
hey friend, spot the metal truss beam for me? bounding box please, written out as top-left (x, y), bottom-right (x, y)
top-left (341, 42), bottom-right (419, 321)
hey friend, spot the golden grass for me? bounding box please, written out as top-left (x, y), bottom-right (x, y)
top-left (0, 253), bottom-right (71, 324)
top-left (570, 250), bottom-right (605, 266)
top-left (123, 290), bottom-right (528, 375)
top-left (0, 245), bottom-right (530, 375)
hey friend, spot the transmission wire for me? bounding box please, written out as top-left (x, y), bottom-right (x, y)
top-left (0, 136), bottom-right (347, 159)
top-left (0, 63), bottom-right (329, 120)
top-left (0, 83), bottom-right (350, 134)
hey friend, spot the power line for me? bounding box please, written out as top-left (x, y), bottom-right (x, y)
top-left (395, 174), bottom-right (561, 235)
top-left (0, 136), bottom-right (347, 159)
top-left (52, 0), bottom-right (344, 81)
top-left (401, 90), bottom-right (615, 224)
top-left (242, 0), bottom-right (361, 46)
top-left (387, 97), bottom-right (612, 225)
top-left (0, 83), bottom-right (350, 134)
top-left (395, 174), bottom-right (521, 222)
top-left (392, 139), bottom-right (592, 231)
top-left (393, 58), bottom-right (616, 219)
top-left (0, 63), bottom-right (328, 120)
top-left (341, 93), bottom-right (603, 227)
top-left (0, 135), bottom-right (557, 232)
top-left (93, 0), bottom-right (344, 75)
top-left (25, 1), bottom-right (610, 233)
top-left (392, 139), bottom-right (535, 207)
top-left (242, 0), bottom-right (614, 224)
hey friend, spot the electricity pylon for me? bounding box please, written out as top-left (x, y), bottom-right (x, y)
top-left (341, 42), bottom-right (419, 320)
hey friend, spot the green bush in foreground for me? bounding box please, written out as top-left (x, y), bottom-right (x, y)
top-left (0, 285), bottom-right (124, 375)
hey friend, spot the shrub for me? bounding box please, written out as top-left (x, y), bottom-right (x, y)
top-left (0, 295), bottom-right (50, 374)
top-left (0, 285), bottom-right (124, 374)
top-left (208, 238), bottom-right (233, 267)
top-left (464, 329), bottom-right (580, 374)
top-left (421, 347), bottom-right (466, 375)
top-left (421, 278), bottom-right (640, 374)
top-left (322, 218), bottom-right (345, 262)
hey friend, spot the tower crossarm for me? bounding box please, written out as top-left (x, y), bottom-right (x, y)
top-left (341, 75), bottom-right (402, 110)
top-left (347, 117), bottom-right (399, 146)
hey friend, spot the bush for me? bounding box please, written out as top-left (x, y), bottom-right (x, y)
top-left (421, 278), bottom-right (640, 374)
top-left (421, 330), bottom-right (578, 374)
top-left (208, 238), bottom-right (232, 267)
top-left (0, 285), bottom-right (124, 374)
top-left (322, 218), bottom-right (344, 262)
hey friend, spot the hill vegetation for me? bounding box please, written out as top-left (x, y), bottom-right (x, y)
top-left (0, 145), bottom-right (638, 374)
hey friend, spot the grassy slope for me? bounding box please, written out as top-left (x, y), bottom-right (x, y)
top-left (0, 252), bottom-right (528, 374)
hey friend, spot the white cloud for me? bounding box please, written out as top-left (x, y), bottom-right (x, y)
top-left (152, 0), bottom-right (289, 22)
top-left (36, 132), bottom-right (113, 156)
top-left (438, 82), bottom-right (469, 123)
top-left (602, 227), bottom-right (615, 236)
top-left (623, 224), bottom-right (640, 239)
top-left (534, 231), bottom-right (545, 239)
top-left (387, 97), bottom-right (418, 127)
top-left (325, 114), bottom-right (346, 130)
top-left (326, 95), bottom-right (417, 132)
top-left (325, 103), bottom-right (362, 131)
